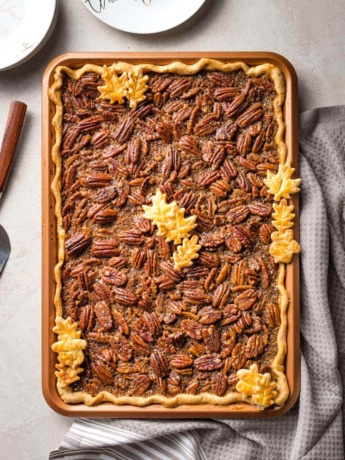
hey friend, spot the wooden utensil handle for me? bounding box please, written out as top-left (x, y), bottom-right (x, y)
top-left (0, 101), bottom-right (27, 194)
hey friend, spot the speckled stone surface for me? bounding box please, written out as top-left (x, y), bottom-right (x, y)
top-left (0, 1), bottom-right (344, 459)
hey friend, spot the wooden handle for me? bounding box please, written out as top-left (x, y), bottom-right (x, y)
top-left (0, 101), bottom-right (27, 194)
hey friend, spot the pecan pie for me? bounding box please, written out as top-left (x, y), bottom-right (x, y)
top-left (49, 59), bottom-right (300, 409)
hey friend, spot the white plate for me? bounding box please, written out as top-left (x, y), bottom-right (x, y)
top-left (0, 0), bottom-right (58, 71)
top-left (81, 0), bottom-right (206, 34)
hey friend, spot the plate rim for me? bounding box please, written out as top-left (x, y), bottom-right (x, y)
top-left (80, 0), bottom-right (206, 34)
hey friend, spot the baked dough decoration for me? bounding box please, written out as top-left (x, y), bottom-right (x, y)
top-left (125, 70), bottom-right (149, 108)
top-left (270, 229), bottom-right (301, 264)
top-left (236, 364), bottom-right (278, 410)
top-left (265, 161), bottom-right (301, 264)
top-left (272, 198), bottom-right (295, 232)
top-left (142, 188), bottom-right (197, 245)
top-left (97, 66), bottom-right (149, 108)
top-left (52, 316), bottom-right (87, 388)
top-left (97, 66), bottom-right (127, 105)
top-left (49, 58), bottom-right (298, 410)
top-left (264, 161), bottom-right (301, 202)
top-left (173, 235), bottom-right (201, 271)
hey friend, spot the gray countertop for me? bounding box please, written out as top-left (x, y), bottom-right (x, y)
top-left (0, 1), bottom-right (344, 458)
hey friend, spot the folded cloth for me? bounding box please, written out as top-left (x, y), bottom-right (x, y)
top-left (50, 106), bottom-right (345, 460)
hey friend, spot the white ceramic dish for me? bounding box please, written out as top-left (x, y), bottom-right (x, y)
top-left (81, 0), bottom-right (206, 34)
top-left (0, 0), bottom-right (58, 72)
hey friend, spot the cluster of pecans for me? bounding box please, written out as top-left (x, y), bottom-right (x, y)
top-left (60, 67), bottom-right (282, 399)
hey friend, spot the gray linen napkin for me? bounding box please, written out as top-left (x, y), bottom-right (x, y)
top-left (50, 106), bottom-right (345, 460)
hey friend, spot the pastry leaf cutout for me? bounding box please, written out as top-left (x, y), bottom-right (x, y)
top-left (173, 235), bottom-right (201, 271)
top-left (264, 161), bottom-right (301, 201)
top-left (143, 189), bottom-right (197, 245)
top-left (52, 316), bottom-right (87, 388)
top-left (270, 229), bottom-right (301, 263)
top-left (97, 67), bottom-right (149, 108)
top-left (272, 198), bottom-right (295, 232)
top-left (98, 66), bottom-right (127, 105)
top-left (236, 364), bottom-right (277, 410)
top-left (125, 71), bottom-right (149, 109)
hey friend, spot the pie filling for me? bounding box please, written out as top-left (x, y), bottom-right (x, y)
top-left (49, 59), bottom-right (300, 409)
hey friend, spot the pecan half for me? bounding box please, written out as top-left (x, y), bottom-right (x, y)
top-left (213, 283), bottom-right (231, 308)
top-left (179, 135), bottom-right (202, 156)
top-left (113, 287), bottom-right (138, 306)
top-left (160, 262), bottom-right (181, 283)
top-left (234, 289), bottom-right (258, 310)
top-left (180, 319), bottom-right (202, 340)
top-left (236, 133), bottom-right (252, 155)
top-left (150, 350), bottom-right (169, 377)
top-left (198, 252), bottom-right (220, 267)
top-left (91, 361), bottom-right (113, 385)
top-left (231, 343), bottom-right (247, 370)
top-left (212, 373), bottom-right (227, 396)
top-left (131, 333), bottom-right (151, 355)
top-left (79, 305), bottom-right (94, 332)
top-left (168, 77), bottom-right (192, 98)
top-left (112, 308), bottom-right (129, 335)
top-left (264, 302), bottom-right (281, 327)
top-left (259, 224), bottom-right (275, 244)
top-left (248, 202), bottom-right (272, 217)
top-left (94, 301), bottom-right (113, 331)
top-left (220, 158), bottom-right (237, 180)
top-left (198, 306), bottom-right (222, 325)
top-left (170, 354), bottom-right (194, 369)
top-left (142, 312), bottom-right (162, 337)
top-left (82, 173), bottom-right (113, 188)
top-left (233, 225), bottom-right (252, 249)
top-left (194, 353), bottom-right (223, 371)
top-left (245, 334), bottom-right (264, 358)
top-left (202, 325), bottom-right (221, 353)
top-left (130, 374), bottom-right (151, 397)
top-left (214, 87), bottom-right (238, 101)
top-left (236, 103), bottom-right (264, 127)
top-left (65, 232), bottom-right (91, 257)
top-left (118, 229), bottom-right (145, 246)
top-left (91, 240), bottom-right (119, 258)
top-left (102, 266), bottom-right (127, 286)
top-left (114, 118), bottom-right (135, 143)
top-left (109, 335), bottom-right (132, 361)
top-left (184, 290), bottom-right (212, 305)
top-left (209, 179), bottom-right (231, 198)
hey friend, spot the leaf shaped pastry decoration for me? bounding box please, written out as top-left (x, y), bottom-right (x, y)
top-left (270, 229), bottom-right (301, 263)
top-left (143, 189), bottom-right (197, 245)
top-left (173, 235), bottom-right (201, 271)
top-left (97, 66), bottom-right (128, 105)
top-left (236, 364), bottom-right (259, 397)
top-left (264, 161), bottom-right (301, 201)
top-left (142, 188), bottom-right (173, 224)
top-left (53, 316), bottom-right (81, 339)
top-left (252, 373), bottom-right (277, 410)
top-left (52, 317), bottom-right (87, 387)
top-left (55, 364), bottom-right (84, 389)
top-left (272, 198), bottom-right (295, 232)
top-left (125, 71), bottom-right (149, 109)
top-left (236, 364), bottom-right (277, 410)
top-left (160, 207), bottom-right (197, 245)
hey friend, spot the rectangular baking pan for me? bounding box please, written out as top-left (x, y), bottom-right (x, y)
top-left (42, 52), bottom-right (300, 418)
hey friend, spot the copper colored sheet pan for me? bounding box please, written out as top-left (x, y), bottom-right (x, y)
top-left (42, 52), bottom-right (300, 418)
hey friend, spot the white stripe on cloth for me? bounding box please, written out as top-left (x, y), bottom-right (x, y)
top-left (65, 424), bottom-right (190, 460)
top-left (49, 420), bottom-right (208, 460)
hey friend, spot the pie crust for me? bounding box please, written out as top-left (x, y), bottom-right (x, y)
top-left (49, 59), bottom-right (300, 409)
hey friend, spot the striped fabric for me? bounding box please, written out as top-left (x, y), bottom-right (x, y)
top-left (49, 419), bottom-right (208, 460)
